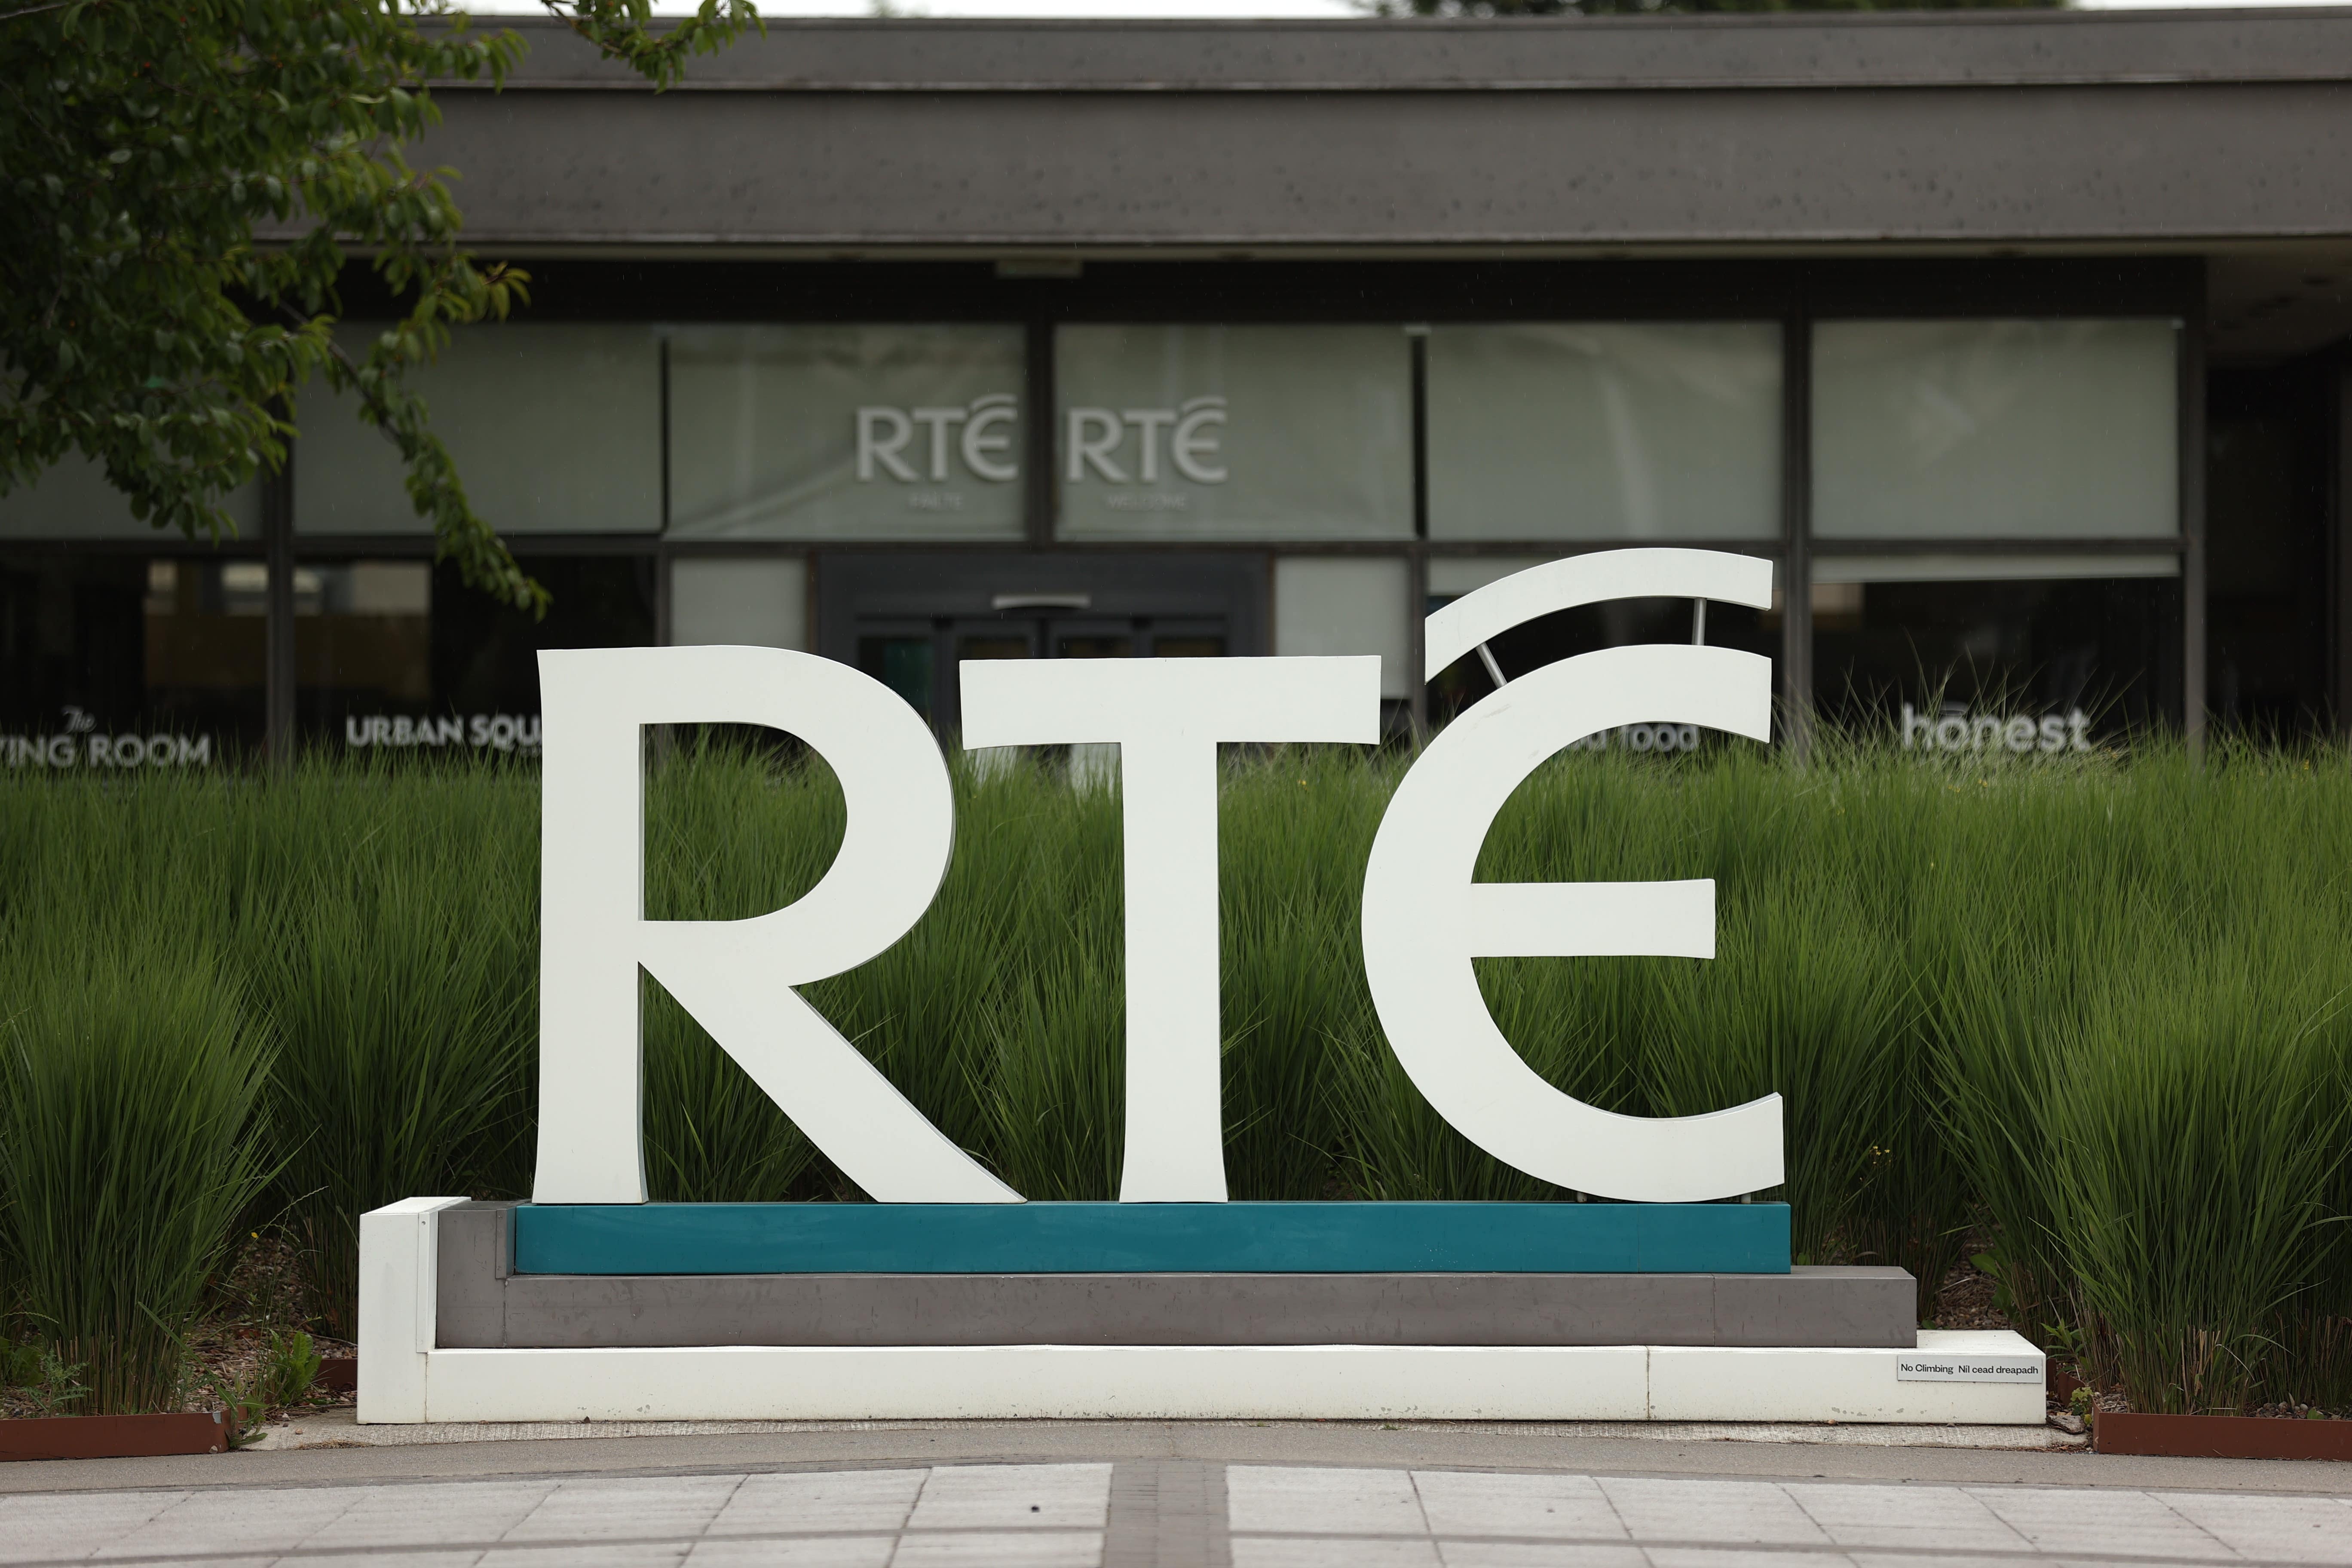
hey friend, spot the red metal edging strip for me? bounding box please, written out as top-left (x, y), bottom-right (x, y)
top-left (0, 1411), bottom-right (228, 1462)
top-left (2095, 1412), bottom-right (2352, 1461)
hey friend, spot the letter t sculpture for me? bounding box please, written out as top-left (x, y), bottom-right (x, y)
top-left (961, 656), bottom-right (1380, 1200)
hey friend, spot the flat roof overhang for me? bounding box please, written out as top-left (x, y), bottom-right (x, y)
top-left (383, 10), bottom-right (2352, 361)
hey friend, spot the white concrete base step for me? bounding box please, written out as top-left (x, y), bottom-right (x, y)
top-left (358, 1202), bottom-right (2047, 1430)
top-left (257, 1409), bottom-right (2082, 1452)
top-left (374, 1335), bottom-right (2043, 1426)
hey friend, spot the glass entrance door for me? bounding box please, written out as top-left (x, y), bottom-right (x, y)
top-left (822, 553), bottom-right (1263, 732)
top-left (857, 612), bottom-right (1232, 724)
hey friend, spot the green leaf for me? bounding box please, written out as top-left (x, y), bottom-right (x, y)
top-left (1, 0), bottom-right (750, 615)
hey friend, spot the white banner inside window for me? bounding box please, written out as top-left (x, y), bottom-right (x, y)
top-left (1813, 319), bottom-right (2179, 541)
top-left (297, 324), bottom-right (662, 537)
top-left (1056, 325), bottom-right (1412, 542)
top-left (1427, 323), bottom-right (1782, 543)
top-left (668, 325), bottom-right (1026, 542)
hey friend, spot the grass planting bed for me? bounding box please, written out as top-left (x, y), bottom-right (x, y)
top-left (0, 735), bottom-right (2346, 1421)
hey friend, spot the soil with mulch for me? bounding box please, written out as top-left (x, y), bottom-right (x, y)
top-left (3, 1231), bottom-right (354, 1421)
top-left (2248, 1401), bottom-right (2344, 1420)
top-left (1923, 1256), bottom-right (2088, 1429)
top-left (1925, 1259), bottom-right (2014, 1333)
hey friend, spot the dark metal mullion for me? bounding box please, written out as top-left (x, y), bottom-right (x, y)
top-left (2336, 364), bottom-right (2352, 734)
top-left (2178, 300), bottom-right (2208, 753)
top-left (1405, 551), bottom-right (1429, 739)
top-left (655, 336), bottom-right (674, 647)
top-left (1780, 299), bottom-right (1813, 760)
top-left (933, 617), bottom-right (957, 735)
top-left (1024, 318), bottom-right (1055, 549)
top-left (648, 537), bottom-right (1789, 559)
top-left (1408, 325), bottom-right (1431, 735)
top-left (263, 439), bottom-right (297, 765)
top-left (263, 533), bottom-right (658, 558)
top-left (451, 256), bottom-right (2189, 333)
top-left (1807, 536), bottom-right (2191, 556)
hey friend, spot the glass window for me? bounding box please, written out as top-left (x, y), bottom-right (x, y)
top-left (1427, 557), bottom-right (1553, 600)
top-left (1812, 554), bottom-right (2178, 586)
top-left (1427, 323), bottom-right (1781, 542)
top-left (0, 554), bottom-right (266, 763)
top-left (1055, 325), bottom-right (1412, 542)
top-left (668, 325), bottom-right (1026, 542)
top-left (1421, 556), bottom-right (1776, 728)
top-left (295, 561), bottom-right (434, 746)
top-left (2205, 374), bottom-right (2329, 733)
top-left (1812, 319), bottom-right (2178, 540)
top-left (1055, 632), bottom-right (1133, 659)
top-left (0, 455), bottom-right (263, 542)
top-left (1810, 564), bottom-right (2180, 743)
top-left (295, 324), bottom-right (662, 536)
top-left (1274, 557), bottom-right (1409, 700)
top-left (299, 554), bottom-right (654, 751)
top-left (671, 557), bottom-right (808, 649)
top-left (858, 635), bottom-right (937, 718)
top-left (1424, 582), bottom-right (1774, 731)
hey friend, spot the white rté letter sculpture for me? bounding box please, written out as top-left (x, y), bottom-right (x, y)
top-left (533, 646), bottom-right (1017, 1206)
top-left (529, 550), bottom-right (1780, 1210)
top-left (961, 657), bottom-right (1380, 1201)
top-left (1360, 549), bottom-right (1787, 1202)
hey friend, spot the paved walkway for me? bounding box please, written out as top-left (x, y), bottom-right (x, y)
top-left (5, 1458), bottom-right (2350, 1568)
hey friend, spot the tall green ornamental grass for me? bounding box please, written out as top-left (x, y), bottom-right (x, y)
top-left (253, 766), bottom-right (539, 1336)
top-left (1219, 750), bottom-right (1392, 1200)
top-left (0, 913), bottom-right (272, 1413)
top-left (2038, 949), bottom-right (2350, 1412)
top-left (1924, 745), bottom-right (2352, 1411)
top-left (3, 732), bottom-right (2351, 1412)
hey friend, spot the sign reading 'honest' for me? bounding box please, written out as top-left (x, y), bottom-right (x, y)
top-left (532, 550), bottom-right (1787, 1211)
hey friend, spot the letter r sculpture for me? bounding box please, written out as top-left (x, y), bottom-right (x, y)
top-left (533, 646), bottom-right (1019, 1206)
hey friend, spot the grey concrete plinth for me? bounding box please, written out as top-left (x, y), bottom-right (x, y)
top-left (436, 1203), bottom-right (1915, 1350)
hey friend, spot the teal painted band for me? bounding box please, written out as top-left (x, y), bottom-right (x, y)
top-left (511, 1201), bottom-right (1791, 1276)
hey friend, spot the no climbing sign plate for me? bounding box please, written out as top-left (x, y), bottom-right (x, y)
top-left (1896, 1354), bottom-right (2044, 1383)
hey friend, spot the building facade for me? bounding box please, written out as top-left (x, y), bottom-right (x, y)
top-left (6, 9), bottom-right (2351, 762)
